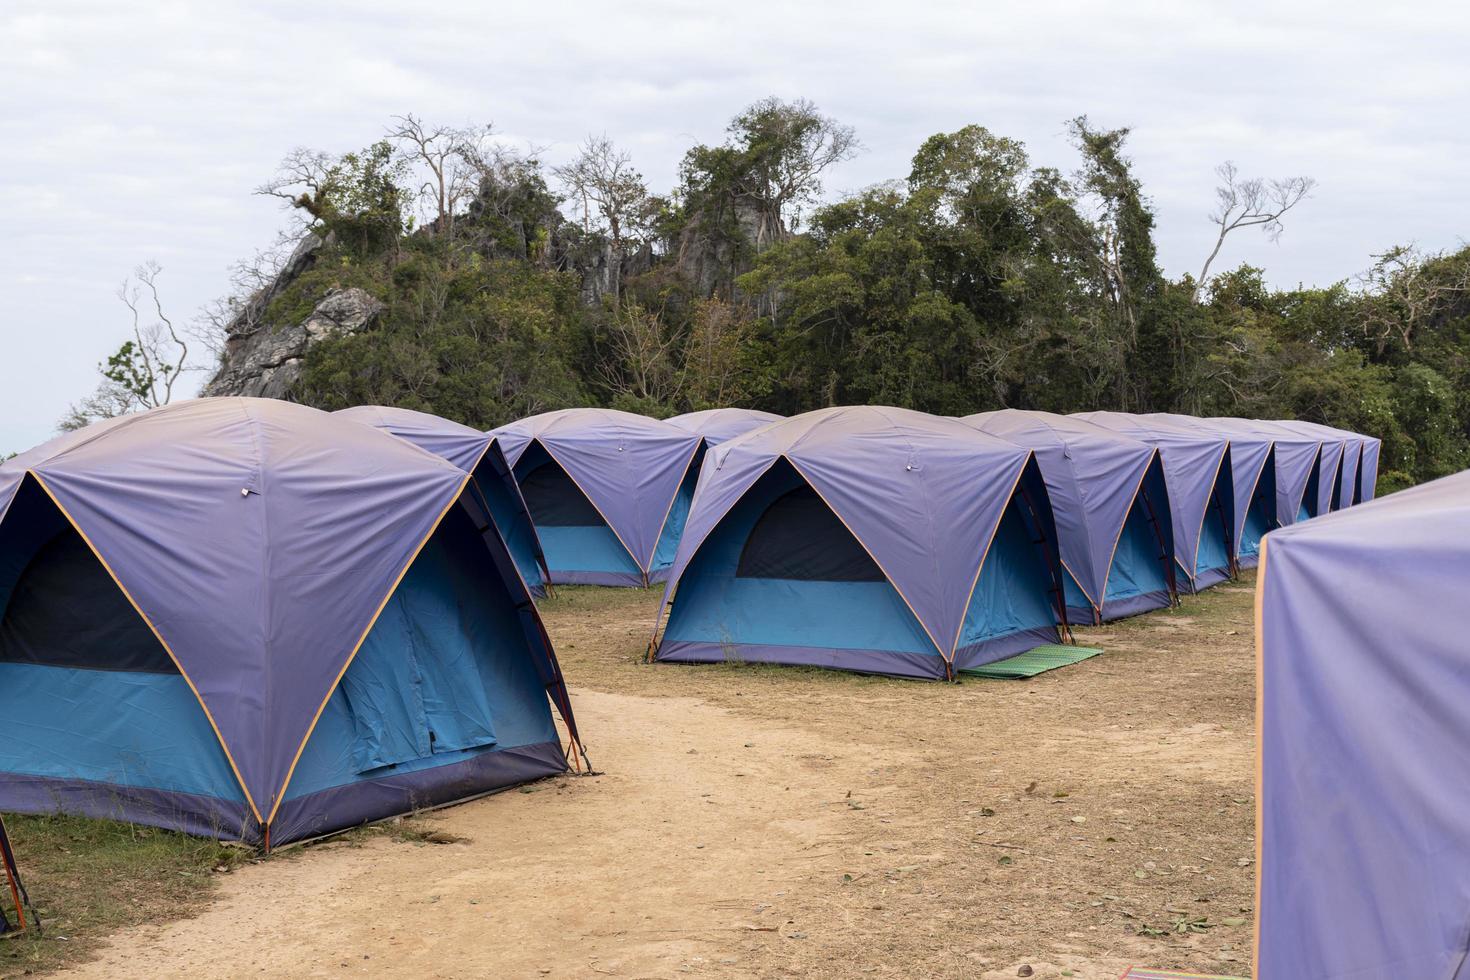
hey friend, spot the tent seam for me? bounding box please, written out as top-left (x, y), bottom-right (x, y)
top-left (533, 439), bottom-right (644, 575)
top-left (785, 455), bottom-right (949, 662)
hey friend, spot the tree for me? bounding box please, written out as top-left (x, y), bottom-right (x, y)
top-left (61, 262), bottom-right (190, 431)
top-left (1357, 245), bottom-right (1470, 353)
top-left (258, 141), bottom-right (408, 256)
top-left (725, 96), bottom-right (859, 245)
top-left (593, 302), bottom-right (682, 411)
top-left (680, 97), bottom-right (859, 253)
top-left (455, 138), bottom-right (563, 263)
top-left (1194, 162), bottom-right (1315, 302)
top-left (555, 135), bottom-right (650, 244)
top-left (679, 298), bottom-right (767, 409)
top-left (384, 114), bottom-right (484, 240)
top-left (1068, 117), bottom-right (1163, 407)
top-left (553, 135), bottom-right (652, 302)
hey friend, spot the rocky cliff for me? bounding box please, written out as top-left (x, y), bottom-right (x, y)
top-left (201, 188), bottom-right (776, 400)
top-left (202, 283), bottom-right (383, 398)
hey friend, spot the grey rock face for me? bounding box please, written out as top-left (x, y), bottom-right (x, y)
top-left (673, 198), bottom-right (778, 299)
top-left (202, 286), bottom-right (383, 398)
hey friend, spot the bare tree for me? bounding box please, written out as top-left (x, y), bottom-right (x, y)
top-left (385, 114), bottom-right (485, 238)
top-left (453, 134), bottom-right (557, 261)
top-left (555, 135), bottom-right (650, 244)
top-left (554, 135), bottom-right (651, 302)
top-left (188, 231), bottom-right (301, 362)
top-left (114, 261), bottom-right (189, 408)
top-left (1357, 245), bottom-right (1470, 353)
top-left (58, 381), bottom-right (140, 432)
top-left (61, 262), bottom-right (191, 431)
top-left (255, 147), bottom-right (336, 229)
top-left (596, 303), bottom-right (683, 406)
top-left (1194, 162), bottom-right (1316, 301)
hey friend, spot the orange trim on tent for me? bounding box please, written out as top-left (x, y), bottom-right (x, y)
top-left (530, 439), bottom-right (646, 576)
top-left (644, 439), bottom-right (705, 573)
top-left (784, 456), bottom-right (950, 662)
top-left (25, 470), bottom-right (265, 827)
top-left (1057, 555), bottom-right (1098, 619)
top-left (1252, 535), bottom-right (1269, 975)
top-left (264, 471), bottom-right (472, 830)
top-left (946, 455), bottom-right (1037, 659)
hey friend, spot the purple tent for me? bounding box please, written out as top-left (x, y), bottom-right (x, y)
top-left (666, 408), bottom-right (783, 447)
top-left (1072, 412), bottom-right (1236, 591)
top-left (965, 410), bottom-right (1176, 624)
top-left (0, 399), bottom-right (580, 848)
top-left (335, 406), bottom-right (551, 596)
top-left (652, 406), bottom-right (1067, 680)
top-left (1256, 468), bottom-right (1467, 976)
top-left (1275, 420), bottom-right (1348, 514)
top-left (492, 409), bottom-right (703, 587)
top-left (1285, 420), bottom-right (1372, 509)
top-left (1358, 434), bottom-right (1382, 501)
top-left (1155, 415), bottom-right (1281, 568)
top-left (1205, 418), bottom-right (1325, 527)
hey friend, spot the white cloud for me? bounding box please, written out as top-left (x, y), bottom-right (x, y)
top-left (1, 0), bottom-right (1468, 453)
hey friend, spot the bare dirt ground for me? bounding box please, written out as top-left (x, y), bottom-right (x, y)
top-left (61, 578), bottom-right (1257, 979)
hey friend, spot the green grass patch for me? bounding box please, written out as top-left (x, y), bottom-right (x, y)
top-left (1, 813), bottom-right (252, 976)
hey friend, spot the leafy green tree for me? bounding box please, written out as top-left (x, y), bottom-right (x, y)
top-left (259, 141), bottom-right (409, 258)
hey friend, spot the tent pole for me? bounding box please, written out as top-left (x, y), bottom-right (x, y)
top-left (1214, 488), bottom-right (1239, 579)
top-left (0, 816), bottom-right (35, 935)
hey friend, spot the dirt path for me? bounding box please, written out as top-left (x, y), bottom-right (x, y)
top-left (65, 689), bottom-right (865, 978)
top-left (63, 581), bottom-right (1259, 979)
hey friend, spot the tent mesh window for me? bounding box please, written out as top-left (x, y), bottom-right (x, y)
top-left (736, 485), bottom-right (885, 582)
top-left (0, 526), bottom-right (177, 674)
top-left (519, 460), bottom-right (605, 527)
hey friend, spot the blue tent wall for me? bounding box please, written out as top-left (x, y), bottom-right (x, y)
top-left (470, 454), bottom-right (546, 596)
top-left (513, 442), bottom-right (644, 585)
top-left (1326, 450), bottom-right (1346, 512)
top-left (1299, 452), bottom-right (1322, 522)
top-left (283, 504), bottom-right (559, 836)
top-left (1238, 446), bottom-right (1278, 567)
top-left (953, 492), bottom-right (1065, 670)
top-left (649, 449), bottom-right (701, 581)
top-left (662, 462), bottom-right (938, 670)
top-left (1186, 459), bottom-right (1235, 591)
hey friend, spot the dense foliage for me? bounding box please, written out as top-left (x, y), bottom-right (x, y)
top-left (229, 101), bottom-right (1469, 492)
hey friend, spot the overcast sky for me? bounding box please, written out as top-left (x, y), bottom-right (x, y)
top-left (2, 0), bottom-right (1467, 454)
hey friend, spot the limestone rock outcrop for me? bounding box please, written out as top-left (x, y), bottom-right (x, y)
top-left (202, 286), bottom-right (383, 398)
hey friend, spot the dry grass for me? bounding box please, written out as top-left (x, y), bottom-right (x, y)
top-left (0, 813), bottom-right (250, 977)
top-left (543, 577), bottom-right (1258, 976)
